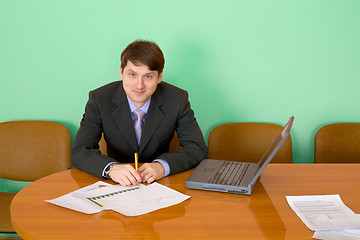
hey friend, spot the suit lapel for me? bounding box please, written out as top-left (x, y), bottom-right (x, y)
top-left (111, 84), bottom-right (138, 152)
top-left (139, 86), bottom-right (165, 154)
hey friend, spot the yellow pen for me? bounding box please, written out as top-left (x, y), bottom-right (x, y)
top-left (134, 153), bottom-right (139, 184)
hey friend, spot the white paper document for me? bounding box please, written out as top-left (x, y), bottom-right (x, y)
top-left (46, 181), bottom-right (190, 216)
top-left (313, 228), bottom-right (360, 240)
top-left (286, 194), bottom-right (360, 231)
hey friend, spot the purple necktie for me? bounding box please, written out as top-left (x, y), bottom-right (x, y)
top-left (133, 109), bottom-right (145, 145)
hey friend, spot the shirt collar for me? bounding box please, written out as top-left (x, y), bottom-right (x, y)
top-left (127, 96), bottom-right (151, 114)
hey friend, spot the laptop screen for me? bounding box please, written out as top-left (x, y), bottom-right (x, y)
top-left (250, 116), bottom-right (294, 186)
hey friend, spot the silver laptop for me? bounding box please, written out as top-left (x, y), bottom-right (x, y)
top-left (186, 116), bottom-right (294, 195)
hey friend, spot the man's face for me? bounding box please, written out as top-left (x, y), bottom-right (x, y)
top-left (120, 61), bottom-right (162, 108)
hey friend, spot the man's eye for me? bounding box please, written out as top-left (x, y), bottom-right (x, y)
top-left (130, 73), bottom-right (136, 77)
top-left (145, 75), bottom-right (152, 79)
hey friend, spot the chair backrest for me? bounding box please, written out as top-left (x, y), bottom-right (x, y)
top-left (207, 122), bottom-right (293, 163)
top-left (99, 133), bottom-right (108, 155)
top-left (0, 121), bottom-right (72, 181)
top-left (99, 132), bottom-right (181, 155)
top-left (168, 132), bottom-right (181, 153)
top-left (314, 123), bottom-right (360, 163)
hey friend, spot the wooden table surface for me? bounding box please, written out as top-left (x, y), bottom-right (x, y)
top-left (10, 164), bottom-right (360, 240)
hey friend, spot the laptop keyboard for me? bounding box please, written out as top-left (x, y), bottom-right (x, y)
top-left (208, 162), bottom-right (250, 186)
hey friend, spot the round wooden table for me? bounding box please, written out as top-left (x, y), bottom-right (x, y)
top-left (11, 164), bottom-right (360, 239)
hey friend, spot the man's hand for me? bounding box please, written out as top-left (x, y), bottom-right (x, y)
top-left (108, 164), bottom-right (142, 186)
top-left (139, 162), bottom-right (165, 184)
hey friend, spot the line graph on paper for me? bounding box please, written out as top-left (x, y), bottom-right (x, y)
top-left (86, 187), bottom-right (140, 207)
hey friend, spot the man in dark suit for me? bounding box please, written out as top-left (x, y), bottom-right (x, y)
top-left (71, 40), bottom-right (208, 186)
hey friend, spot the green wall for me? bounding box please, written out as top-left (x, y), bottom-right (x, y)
top-left (1, 0), bottom-right (360, 164)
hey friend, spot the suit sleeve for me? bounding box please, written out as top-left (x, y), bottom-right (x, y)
top-left (159, 91), bottom-right (208, 174)
top-left (71, 91), bottom-right (116, 178)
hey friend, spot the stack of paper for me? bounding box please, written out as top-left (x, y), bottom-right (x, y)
top-left (286, 194), bottom-right (360, 240)
top-left (46, 181), bottom-right (190, 216)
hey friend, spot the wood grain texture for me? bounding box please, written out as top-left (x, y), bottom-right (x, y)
top-left (11, 164), bottom-right (360, 240)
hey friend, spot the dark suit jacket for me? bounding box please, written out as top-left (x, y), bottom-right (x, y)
top-left (71, 81), bottom-right (208, 178)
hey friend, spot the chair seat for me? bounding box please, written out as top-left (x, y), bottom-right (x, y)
top-left (0, 192), bottom-right (16, 233)
top-left (0, 121), bottom-right (71, 239)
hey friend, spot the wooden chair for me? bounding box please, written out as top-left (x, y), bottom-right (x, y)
top-left (0, 121), bottom-right (72, 236)
top-left (207, 122), bottom-right (293, 163)
top-left (99, 132), bottom-right (181, 155)
top-left (314, 123), bottom-right (360, 163)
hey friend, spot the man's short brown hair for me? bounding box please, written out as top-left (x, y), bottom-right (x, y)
top-left (120, 40), bottom-right (165, 75)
